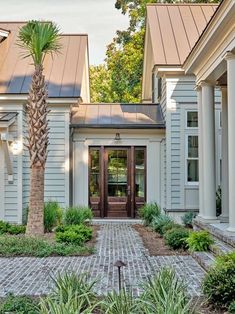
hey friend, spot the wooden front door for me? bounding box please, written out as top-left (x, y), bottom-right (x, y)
top-left (89, 146), bottom-right (146, 218)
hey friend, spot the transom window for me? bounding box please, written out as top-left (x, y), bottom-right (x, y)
top-left (187, 111), bottom-right (198, 128)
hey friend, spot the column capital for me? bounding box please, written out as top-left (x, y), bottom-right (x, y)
top-left (219, 85), bottom-right (227, 92)
top-left (199, 80), bottom-right (216, 88)
top-left (224, 51), bottom-right (235, 61)
top-left (194, 84), bottom-right (201, 91)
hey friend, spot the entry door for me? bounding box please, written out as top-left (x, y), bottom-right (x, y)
top-left (89, 146), bottom-right (146, 218)
top-left (105, 148), bottom-right (130, 217)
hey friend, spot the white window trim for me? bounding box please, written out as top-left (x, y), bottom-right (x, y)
top-left (185, 110), bottom-right (198, 130)
top-left (185, 134), bottom-right (199, 186)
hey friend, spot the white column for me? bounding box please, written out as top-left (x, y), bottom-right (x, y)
top-left (196, 85), bottom-right (204, 218)
top-left (201, 82), bottom-right (217, 221)
top-left (225, 52), bottom-right (235, 232)
top-left (220, 87), bottom-right (229, 222)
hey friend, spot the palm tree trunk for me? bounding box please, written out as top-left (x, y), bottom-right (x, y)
top-left (26, 64), bottom-right (49, 235)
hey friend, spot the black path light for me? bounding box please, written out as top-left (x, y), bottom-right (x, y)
top-left (114, 260), bottom-right (126, 292)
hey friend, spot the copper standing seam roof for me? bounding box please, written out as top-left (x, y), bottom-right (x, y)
top-left (147, 3), bottom-right (219, 66)
top-left (71, 103), bottom-right (165, 129)
top-left (0, 22), bottom-right (88, 97)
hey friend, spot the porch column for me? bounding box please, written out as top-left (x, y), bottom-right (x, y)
top-left (220, 86), bottom-right (229, 222)
top-left (196, 85), bottom-right (204, 218)
top-left (225, 52), bottom-right (235, 232)
top-left (201, 82), bottom-right (217, 221)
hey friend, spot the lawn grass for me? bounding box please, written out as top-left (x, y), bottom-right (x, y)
top-left (0, 235), bottom-right (94, 257)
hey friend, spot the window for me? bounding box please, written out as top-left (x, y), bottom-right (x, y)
top-left (187, 111), bottom-right (198, 128)
top-left (89, 149), bottom-right (100, 197)
top-left (187, 135), bottom-right (199, 183)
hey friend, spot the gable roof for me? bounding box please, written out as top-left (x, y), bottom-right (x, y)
top-left (71, 103), bottom-right (165, 129)
top-left (147, 3), bottom-right (218, 66)
top-left (0, 22), bottom-right (88, 98)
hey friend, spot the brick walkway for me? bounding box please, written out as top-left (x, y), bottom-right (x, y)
top-left (0, 223), bottom-right (205, 297)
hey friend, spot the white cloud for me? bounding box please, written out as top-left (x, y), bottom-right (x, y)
top-left (1, 0), bottom-right (129, 64)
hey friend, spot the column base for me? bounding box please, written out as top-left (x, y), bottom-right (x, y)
top-left (227, 226), bottom-right (235, 233)
top-left (196, 215), bottom-right (219, 224)
top-left (219, 215), bottom-right (229, 223)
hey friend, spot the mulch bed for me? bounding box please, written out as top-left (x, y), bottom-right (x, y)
top-left (191, 297), bottom-right (226, 314)
top-left (133, 224), bottom-right (189, 256)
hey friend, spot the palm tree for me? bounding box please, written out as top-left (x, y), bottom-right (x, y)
top-left (18, 21), bottom-right (61, 235)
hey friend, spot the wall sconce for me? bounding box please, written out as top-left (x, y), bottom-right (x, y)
top-left (115, 132), bottom-right (121, 141)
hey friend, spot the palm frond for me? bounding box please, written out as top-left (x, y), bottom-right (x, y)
top-left (18, 20), bottom-right (62, 65)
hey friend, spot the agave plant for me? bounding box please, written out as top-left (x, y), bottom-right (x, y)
top-left (138, 268), bottom-right (193, 314)
top-left (18, 21), bottom-right (61, 235)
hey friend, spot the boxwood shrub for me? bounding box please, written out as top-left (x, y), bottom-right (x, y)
top-left (164, 227), bottom-right (190, 250)
top-left (55, 225), bottom-right (93, 245)
top-left (0, 221), bottom-right (26, 235)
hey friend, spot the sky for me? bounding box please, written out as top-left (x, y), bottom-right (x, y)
top-left (1, 0), bottom-right (129, 65)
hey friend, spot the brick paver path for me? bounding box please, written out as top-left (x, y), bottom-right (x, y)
top-left (0, 223), bottom-right (205, 297)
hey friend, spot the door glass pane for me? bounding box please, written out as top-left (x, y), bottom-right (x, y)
top-left (188, 136), bottom-right (198, 158)
top-left (108, 150), bottom-right (127, 197)
top-left (135, 149), bottom-right (145, 197)
top-left (89, 149), bottom-right (100, 196)
top-left (187, 159), bottom-right (199, 182)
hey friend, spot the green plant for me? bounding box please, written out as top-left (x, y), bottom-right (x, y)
top-left (0, 220), bottom-right (26, 235)
top-left (44, 201), bottom-right (62, 232)
top-left (186, 231), bottom-right (214, 252)
top-left (139, 268), bottom-right (192, 314)
top-left (64, 207), bottom-right (93, 226)
top-left (181, 212), bottom-right (196, 228)
top-left (151, 214), bottom-right (174, 236)
top-left (101, 289), bottom-right (138, 314)
top-left (55, 225), bottom-right (92, 245)
top-left (0, 293), bottom-right (38, 314)
top-left (164, 228), bottom-right (190, 250)
top-left (203, 253), bottom-right (235, 309)
top-left (229, 301), bottom-right (235, 313)
top-left (138, 203), bottom-right (161, 226)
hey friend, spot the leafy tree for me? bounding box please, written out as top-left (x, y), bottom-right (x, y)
top-left (18, 21), bottom-right (61, 235)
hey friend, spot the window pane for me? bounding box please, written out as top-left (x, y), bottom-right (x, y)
top-left (108, 150), bottom-right (127, 197)
top-left (187, 111), bottom-right (198, 127)
top-left (187, 160), bottom-right (199, 182)
top-left (188, 136), bottom-right (198, 158)
top-left (135, 149), bottom-right (145, 197)
top-left (89, 150), bottom-right (100, 197)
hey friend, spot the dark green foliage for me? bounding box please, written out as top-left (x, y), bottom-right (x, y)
top-left (203, 253), bottom-right (235, 309)
top-left (181, 212), bottom-right (196, 228)
top-left (64, 207), bottom-right (93, 226)
top-left (139, 267), bottom-right (192, 314)
top-left (138, 203), bottom-right (161, 226)
top-left (151, 214), bottom-right (174, 236)
top-left (44, 201), bottom-right (62, 232)
top-left (186, 231), bottom-right (214, 252)
top-left (55, 225), bottom-right (93, 245)
top-left (0, 220), bottom-right (26, 235)
top-left (164, 228), bottom-right (190, 250)
top-left (0, 235), bottom-right (92, 257)
top-left (0, 294), bottom-right (38, 314)
top-left (229, 301), bottom-right (235, 313)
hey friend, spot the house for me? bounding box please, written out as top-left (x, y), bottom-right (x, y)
top-left (0, 22), bottom-right (90, 223)
top-left (142, 3), bottom-right (221, 221)
top-left (0, 1), bottom-right (235, 232)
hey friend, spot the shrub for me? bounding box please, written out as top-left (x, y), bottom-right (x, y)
top-left (164, 227), bottom-right (190, 250)
top-left (55, 225), bottom-right (92, 245)
top-left (203, 253), bottom-right (235, 309)
top-left (138, 203), bottom-right (161, 226)
top-left (0, 293), bottom-right (38, 314)
top-left (181, 212), bottom-right (196, 228)
top-left (64, 207), bottom-right (93, 226)
top-left (229, 301), bottom-right (235, 313)
top-left (186, 231), bottom-right (214, 252)
top-left (0, 220), bottom-right (25, 235)
top-left (139, 267), bottom-right (192, 314)
top-left (101, 289), bottom-right (137, 314)
top-left (151, 214), bottom-right (174, 236)
top-left (44, 201), bottom-right (62, 232)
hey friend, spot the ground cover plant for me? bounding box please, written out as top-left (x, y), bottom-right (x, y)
top-left (138, 203), bottom-right (161, 226)
top-left (0, 220), bottom-right (26, 235)
top-left (186, 230), bottom-right (214, 252)
top-left (64, 206), bottom-right (93, 226)
top-left (203, 252), bottom-right (235, 310)
top-left (55, 224), bottom-right (93, 245)
top-left (0, 294), bottom-right (39, 314)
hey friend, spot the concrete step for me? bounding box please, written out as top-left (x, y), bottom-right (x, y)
top-left (210, 237), bottom-right (234, 256)
top-left (192, 251), bottom-right (215, 271)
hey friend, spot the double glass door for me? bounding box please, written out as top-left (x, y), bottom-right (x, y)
top-left (89, 146), bottom-right (146, 218)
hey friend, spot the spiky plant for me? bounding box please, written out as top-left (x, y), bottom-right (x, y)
top-left (18, 21), bottom-right (61, 235)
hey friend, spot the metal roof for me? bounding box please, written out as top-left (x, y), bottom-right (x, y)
top-left (0, 22), bottom-right (88, 97)
top-left (147, 3), bottom-right (218, 66)
top-left (0, 112), bottom-right (18, 121)
top-left (71, 103), bottom-right (165, 129)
